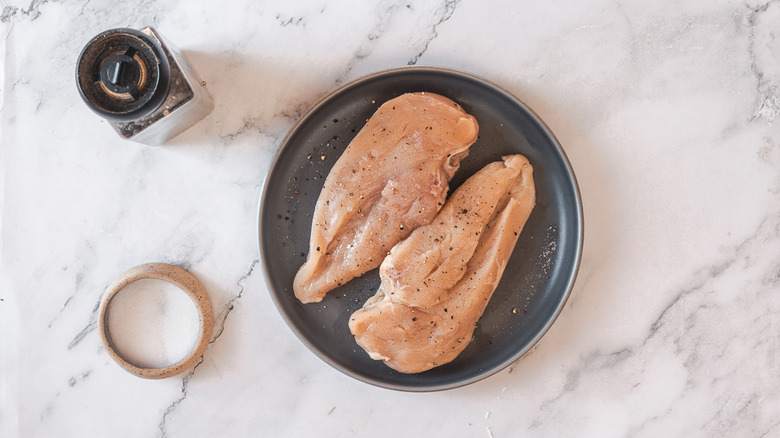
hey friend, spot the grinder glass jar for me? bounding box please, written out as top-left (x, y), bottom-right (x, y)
top-left (76, 27), bottom-right (213, 145)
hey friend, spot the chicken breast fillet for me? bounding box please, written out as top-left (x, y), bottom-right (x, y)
top-left (349, 154), bottom-right (535, 373)
top-left (294, 92), bottom-right (479, 303)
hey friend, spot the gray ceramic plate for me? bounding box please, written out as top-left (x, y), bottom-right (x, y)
top-left (259, 66), bottom-right (582, 391)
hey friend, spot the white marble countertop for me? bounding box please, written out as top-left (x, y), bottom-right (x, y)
top-left (2, 0), bottom-right (779, 436)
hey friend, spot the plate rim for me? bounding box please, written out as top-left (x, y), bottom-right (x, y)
top-left (257, 65), bottom-right (584, 392)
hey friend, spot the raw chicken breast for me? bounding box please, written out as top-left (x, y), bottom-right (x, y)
top-left (294, 92), bottom-right (479, 304)
top-left (349, 154), bottom-right (535, 373)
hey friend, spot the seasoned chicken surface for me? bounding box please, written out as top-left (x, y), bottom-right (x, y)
top-left (349, 155), bottom-right (535, 373)
top-left (294, 92), bottom-right (479, 303)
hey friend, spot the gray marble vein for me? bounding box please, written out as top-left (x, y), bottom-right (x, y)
top-left (407, 0), bottom-right (461, 65)
top-left (67, 298), bottom-right (100, 350)
top-left (334, 0), bottom-right (405, 86)
top-left (209, 258), bottom-right (260, 343)
top-left (747, 1), bottom-right (780, 122)
top-left (157, 357), bottom-right (203, 438)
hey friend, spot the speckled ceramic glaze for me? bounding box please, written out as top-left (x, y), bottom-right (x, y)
top-left (98, 263), bottom-right (214, 379)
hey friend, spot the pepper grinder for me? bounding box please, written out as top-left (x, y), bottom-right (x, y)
top-left (76, 27), bottom-right (213, 145)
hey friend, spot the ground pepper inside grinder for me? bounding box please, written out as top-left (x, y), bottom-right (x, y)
top-left (76, 27), bottom-right (213, 145)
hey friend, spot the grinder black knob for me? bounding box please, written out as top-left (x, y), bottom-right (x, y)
top-left (76, 28), bottom-right (171, 121)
